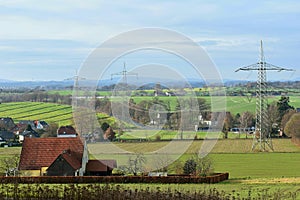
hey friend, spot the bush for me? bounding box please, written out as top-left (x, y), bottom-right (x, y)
top-left (183, 159), bottom-right (197, 175)
top-left (183, 154), bottom-right (213, 177)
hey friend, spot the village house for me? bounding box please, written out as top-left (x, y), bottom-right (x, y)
top-left (0, 117), bottom-right (16, 131)
top-left (18, 126), bottom-right (117, 176)
top-left (0, 117), bottom-right (19, 145)
top-left (18, 136), bottom-right (88, 176)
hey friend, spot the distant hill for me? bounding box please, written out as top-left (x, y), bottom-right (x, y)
top-left (0, 78), bottom-right (299, 90)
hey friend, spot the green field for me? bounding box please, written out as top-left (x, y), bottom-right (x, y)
top-left (87, 139), bottom-right (300, 178)
top-left (132, 95), bottom-right (300, 114)
top-left (46, 90), bottom-right (300, 115)
top-left (0, 102), bottom-right (117, 126)
top-left (88, 139), bottom-right (300, 198)
top-left (0, 102), bottom-right (73, 126)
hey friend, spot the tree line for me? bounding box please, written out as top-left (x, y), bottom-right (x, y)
top-left (0, 91), bottom-right (72, 104)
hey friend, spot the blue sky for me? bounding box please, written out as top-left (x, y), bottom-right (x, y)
top-left (0, 0), bottom-right (299, 81)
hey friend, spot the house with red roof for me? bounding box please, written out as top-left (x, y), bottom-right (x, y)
top-left (18, 136), bottom-right (88, 176)
top-left (18, 133), bottom-right (117, 176)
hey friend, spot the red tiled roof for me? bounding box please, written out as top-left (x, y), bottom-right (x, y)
top-left (60, 150), bottom-right (82, 170)
top-left (86, 160), bottom-right (117, 172)
top-left (19, 137), bottom-right (84, 170)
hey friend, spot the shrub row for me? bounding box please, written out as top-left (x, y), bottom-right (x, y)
top-left (0, 173), bottom-right (229, 184)
top-left (0, 183), bottom-right (230, 200)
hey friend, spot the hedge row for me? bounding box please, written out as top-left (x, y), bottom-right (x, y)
top-left (0, 173), bottom-right (229, 184)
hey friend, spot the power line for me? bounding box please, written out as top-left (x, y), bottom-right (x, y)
top-left (236, 40), bottom-right (294, 152)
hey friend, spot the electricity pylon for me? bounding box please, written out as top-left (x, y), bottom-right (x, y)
top-left (111, 62), bottom-right (138, 135)
top-left (111, 62), bottom-right (138, 87)
top-left (65, 70), bottom-right (86, 107)
top-left (236, 40), bottom-right (294, 151)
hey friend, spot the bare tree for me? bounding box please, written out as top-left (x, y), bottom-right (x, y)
top-left (119, 153), bottom-right (147, 176)
top-left (239, 111), bottom-right (254, 138)
top-left (0, 154), bottom-right (20, 176)
top-left (285, 113), bottom-right (300, 140)
top-left (153, 154), bottom-right (172, 173)
top-left (282, 109), bottom-right (296, 136)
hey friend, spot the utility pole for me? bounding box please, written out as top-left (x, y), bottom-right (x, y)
top-left (236, 40), bottom-right (294, 151)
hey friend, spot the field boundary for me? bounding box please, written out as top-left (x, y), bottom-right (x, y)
top-left (0, 173), bottom-right (229, 184)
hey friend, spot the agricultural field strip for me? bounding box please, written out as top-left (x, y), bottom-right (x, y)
top-left (13, 106), bottom-right (70, 119)
top-left (42, 112), bottom-right (73, 122)
top-left (0, 102), bottom-right (73, 123)
top-left (0, 102), bottom-right (45, 113)
top-left (0, 103), bottom-right (66, 116)
top-left (0, 106), bottom-right (52, 117)
top-left (3, 104), bottom-right (66, 118)
top-left (34, 111), bottom-right (73, 121)
top-left (0, 102), bottom-right (36, 111)
top-left (97, 114), bottom-right (112, 120)
top-left (50, 115), bottom-right (74, 122)
top-left (52, 119), bottom-right (73, 125)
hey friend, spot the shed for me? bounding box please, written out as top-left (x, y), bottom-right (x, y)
top-left (86, 160), bottom-right (117, 176)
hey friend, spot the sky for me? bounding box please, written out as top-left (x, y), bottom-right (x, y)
top-left (0, 0), bottom-right (299, 82)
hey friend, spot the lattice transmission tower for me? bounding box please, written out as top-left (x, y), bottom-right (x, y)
top-left (111, 62), bottom-right (138, 134)
top-left (111, 62), bottom-right (138, 87)
top-left (65, 70), bottom-right (86, 107)
top-left (236, 40), bottom-right (294, 151)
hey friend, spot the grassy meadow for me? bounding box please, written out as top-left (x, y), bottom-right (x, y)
top-left (88, 139), bottom-right (300, 178)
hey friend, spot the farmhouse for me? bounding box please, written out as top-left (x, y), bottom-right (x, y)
top-left (18, 136), bottom-right (88, 176)
top-left (18, 135), bottom-right (117, 176)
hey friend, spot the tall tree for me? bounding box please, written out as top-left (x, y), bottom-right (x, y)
top-left (277, 96), bottom-right (294, 123)
top-left (267, 102), bottom-right (280, 136)
top-left (222, 112), bottom-right (234, 138)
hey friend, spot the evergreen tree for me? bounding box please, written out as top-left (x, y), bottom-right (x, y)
top-left (277, 96), bottom-right (294, 124)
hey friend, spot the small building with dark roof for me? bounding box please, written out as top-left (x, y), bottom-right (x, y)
top-left (47, 149), bottom-right (83, 176)
top-left (86, 160), bottom-right (117, 176)
top-left (0, 117), bottom-right (16, 131)
top-left (57, 126), bottom-right (78, 138)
